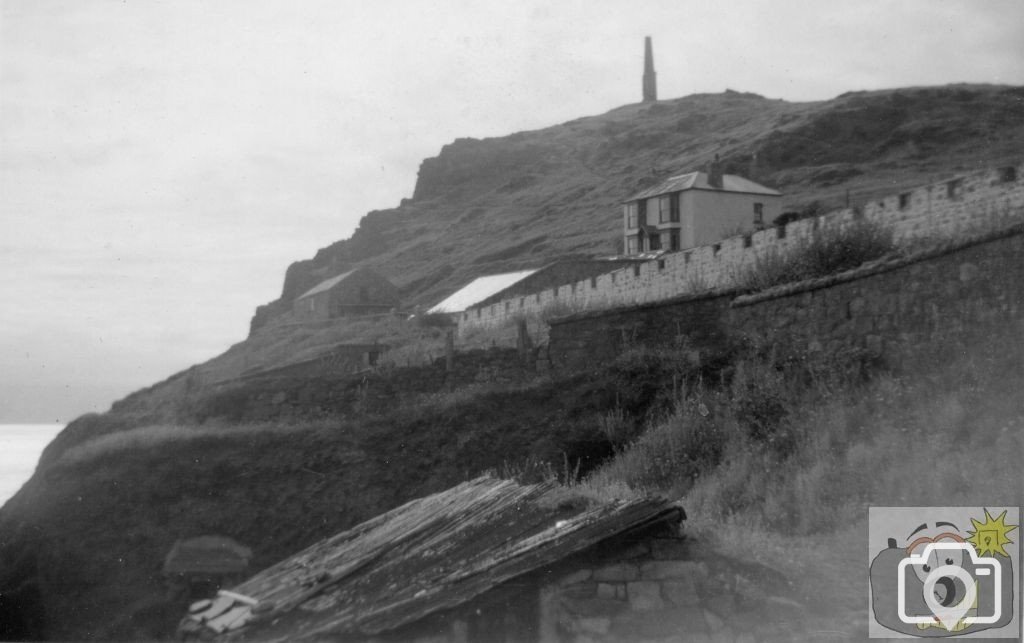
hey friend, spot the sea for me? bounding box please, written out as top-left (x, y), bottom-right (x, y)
top-left (0, 424), bottom-right (65, 506)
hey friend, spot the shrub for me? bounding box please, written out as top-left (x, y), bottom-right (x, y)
top-left (733, 219), bottom-right (896, 293)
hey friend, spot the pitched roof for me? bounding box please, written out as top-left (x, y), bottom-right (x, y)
top-left (295, 270), bottom-right (356, 300)
top-left (427, 270), bottom-right (538, 313)
top-left (625, 171), bottom-right (781, 201)
top-left (178, 476), bottom-right (680, 641)
top-left (163, 536), bottom-right (252, 575)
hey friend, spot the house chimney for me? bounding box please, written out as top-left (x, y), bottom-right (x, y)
top-left (642, 37), bottom-right (657, 103)
top-left (708, 154), bottom-right (723, 188)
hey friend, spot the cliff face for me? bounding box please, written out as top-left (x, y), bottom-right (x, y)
top-left (254, 84), bottom-right (1024, 332)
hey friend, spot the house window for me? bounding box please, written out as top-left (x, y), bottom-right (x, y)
top-left (899, 193), bottom-right (911, 209)
top-left (625, 203), bottom-right (638, 228)
top-left (649, 233), bottom-right (662, 251)
top-left (670, 192), bottom-right (680, 222)
top-left (504, 301), bottom-right (510, 312)
top-left (590, 277), bottom-right (597, 289)
top-left (658, 195), bottom-right (671, 223)
top-left (777, 224), bottom-right (787, 239)
top-left (657, 259), bottom-right (666, 270)
top-left (947, 179), bottom-right (963, 199)
top-left (633, 264), bottom-right (641, 277)
top-left (626, 236), bottom-right (639, 254)
top-left (669, 230), bottom-right (680, 251)
top-left (998, 166), bottom-right (1017, 183)
top-left (637, 200), bottom-right (647, 226)
top-left (753, 202), bottom-right (764, 225)
top-left (519, 297), bottom-right (525, 308)
top-left (743, 234), bottom-right (752, 248)
top-left (684, 252), bottom-right (691, 264)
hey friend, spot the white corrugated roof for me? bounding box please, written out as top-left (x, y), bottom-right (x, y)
top-left (427, 270), bottom-right (539, 314)
top-left (296, 270), bottom-right (356, 300)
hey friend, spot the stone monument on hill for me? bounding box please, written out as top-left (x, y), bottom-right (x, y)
top-left (642, 36), bottom-right (657, 102)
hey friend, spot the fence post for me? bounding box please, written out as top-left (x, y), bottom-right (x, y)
top-left (445, 329), bottom-right (455, 373)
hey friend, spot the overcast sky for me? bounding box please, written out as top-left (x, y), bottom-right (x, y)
top-left (2, 0), bottom-right (1023, 424)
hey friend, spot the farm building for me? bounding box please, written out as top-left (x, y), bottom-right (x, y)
top-left (623, 159), bottom-right (782, 255)
top-left (427, 270), bottom-right (539, 319)
top-left (292, 268), bottom-right (400, 321)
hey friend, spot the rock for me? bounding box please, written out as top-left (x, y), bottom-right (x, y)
top-left (559, 569), bottom-right (592, 586)
top-left (627, 581), bottom-right (665, 611)
top-left (650, 537), bottom-right (690, 560)
top-left (560, 596), bottom-right (628, 619)
top-left (575, 617), bottom-right (612, 635)
top-left (640, 560), bottom-right (706, 580)
top-left (593, 563), bottom-right (639, 582)
top-left (661, 578), bottom-right (700, 606)
top-left (596, 583), bottom-right (618, 600)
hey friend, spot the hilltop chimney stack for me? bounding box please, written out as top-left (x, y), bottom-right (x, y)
top-left (642, 36), bottom-right (657, 103)
top-left (708, 154), bottom-right (723, 188)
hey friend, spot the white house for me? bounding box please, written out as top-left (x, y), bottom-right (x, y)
top-left (623, 161), bottom-right (782, 255)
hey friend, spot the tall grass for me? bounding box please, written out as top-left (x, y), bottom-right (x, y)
top-left (732, 219), bottom-right (897, 293)
top-left (584, 327), bottom-right (1024, 537)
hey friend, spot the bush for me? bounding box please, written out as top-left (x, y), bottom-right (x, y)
top-left (733, 219), bottom-right (896, 293)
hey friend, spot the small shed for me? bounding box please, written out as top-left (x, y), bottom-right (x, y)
top-left (164, 536), bottom-right (252, 599)
top-left (292, 268), bottom-right (401, 321)
top-left (177, 476), bottom-right (701, 642)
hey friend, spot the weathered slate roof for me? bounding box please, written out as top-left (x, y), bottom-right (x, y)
top-left (163, 536), bottom-right (252, 576)
top-left (625, 171), bottom-right (782, 201)
top-left (179, 476), bottom-right (680, 641)
top-left (427, 270), bottom-right (539, 313)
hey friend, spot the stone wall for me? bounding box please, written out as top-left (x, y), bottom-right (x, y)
top-left (549, 227), bottom-right (1024, 372)
top-left (398, 523), bottom-right (805, 643)
top-left (459, 163), bottom-right (1024, 336)
top-left (728, 227), bottom-right (1024, 366)
top-left (542, 537), bottom-right (741, 643)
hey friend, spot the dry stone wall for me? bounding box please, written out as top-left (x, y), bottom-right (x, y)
top-left (459, 163), bottom-right (1024, 336)
top-left (549, 227), bottom-right (1024, 372)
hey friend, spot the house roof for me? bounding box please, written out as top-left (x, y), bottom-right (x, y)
top-left (427, 270), bottom-right (539, 313)
top-left (295, 270), bottom-right (357, 300)
top-left (471, 259), bottom-right (644, 310)
top-left (625, 171), bottom-right (781, 202)
top-left (163, 536), bottom-right (252, 576)
top-left (178, 476), bottom-right (680, 641)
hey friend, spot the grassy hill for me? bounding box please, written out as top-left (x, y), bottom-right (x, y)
top-left (1, 83), bottom-right (1023, 641)
top-left (255, 84), bottom-right (1024, 329)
